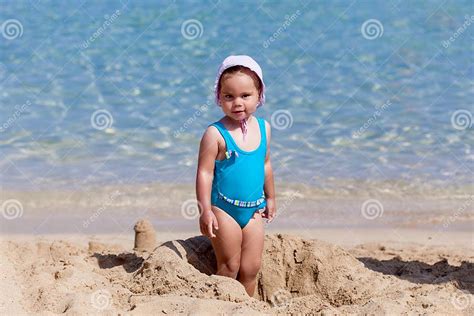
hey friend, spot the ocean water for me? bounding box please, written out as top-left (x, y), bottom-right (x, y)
top-left (0, 0), bottom-right (472, 193)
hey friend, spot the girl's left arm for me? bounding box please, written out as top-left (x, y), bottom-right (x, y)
top-left (263, 120), bottom-right (276, 222)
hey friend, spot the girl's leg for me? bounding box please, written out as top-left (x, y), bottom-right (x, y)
top-left (210, 205), bottom-right (243, 279)
top-left (237, 211), bottom-right (264, 297)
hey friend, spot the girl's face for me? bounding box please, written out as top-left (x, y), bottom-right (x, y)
top-left (218, 72), bottom-right (260, 121)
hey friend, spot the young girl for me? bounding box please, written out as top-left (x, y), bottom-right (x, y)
top-left (195, 55), bottom-right (276, 297)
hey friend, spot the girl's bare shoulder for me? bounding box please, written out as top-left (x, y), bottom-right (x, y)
top-left (262, 119), bottom-right (271, 140)
top-left (201, 123), bottom-right (225, 151)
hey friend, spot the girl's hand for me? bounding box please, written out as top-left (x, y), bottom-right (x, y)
top-left (261, 198), bottom-right (276, 223)
top-left (199, 210), bottom-right (219, 238)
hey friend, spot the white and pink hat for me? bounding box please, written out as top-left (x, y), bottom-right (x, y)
top-left (214, 55), bottom-right (266, 108)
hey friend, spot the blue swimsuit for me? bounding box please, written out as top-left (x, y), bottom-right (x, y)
top-left (209, 117), bottom-right (267, 229)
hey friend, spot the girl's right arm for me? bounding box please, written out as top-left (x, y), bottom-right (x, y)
top-left (195, 127), bottom-right (219, 238)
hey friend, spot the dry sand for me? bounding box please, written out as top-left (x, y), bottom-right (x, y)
top-left (1, 229), bottom-right (473, 315)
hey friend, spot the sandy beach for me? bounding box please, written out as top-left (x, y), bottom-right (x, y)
top-left (1, 227), bottom-right (472, 315)
top-left (1, 181), bottom-right (472, 315)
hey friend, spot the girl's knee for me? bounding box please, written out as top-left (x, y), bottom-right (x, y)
top-left (238, 261), bottom-right (261, 280)
top-left (217, 257), bottom-right (241, 276)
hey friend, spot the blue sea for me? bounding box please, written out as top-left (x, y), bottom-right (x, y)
top-left (0, 1), bottom-right (472, 207)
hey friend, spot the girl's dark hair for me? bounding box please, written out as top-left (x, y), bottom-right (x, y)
top-left (217, 65), bottom-right (263, 101)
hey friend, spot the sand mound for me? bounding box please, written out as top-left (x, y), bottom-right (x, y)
top-left (2, 233), bottom-right (473, 315)
top-left (129, 235), bottom-right (271, 312)
top-left (127, 233), bottom-right (473, 314)
top-left (257, 234), bottom-right (387, 309)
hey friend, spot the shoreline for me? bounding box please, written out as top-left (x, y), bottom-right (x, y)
top-left (1, 227), bottom-right (472, 248)
top-left (1, 213), bottom-right (472, 234)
